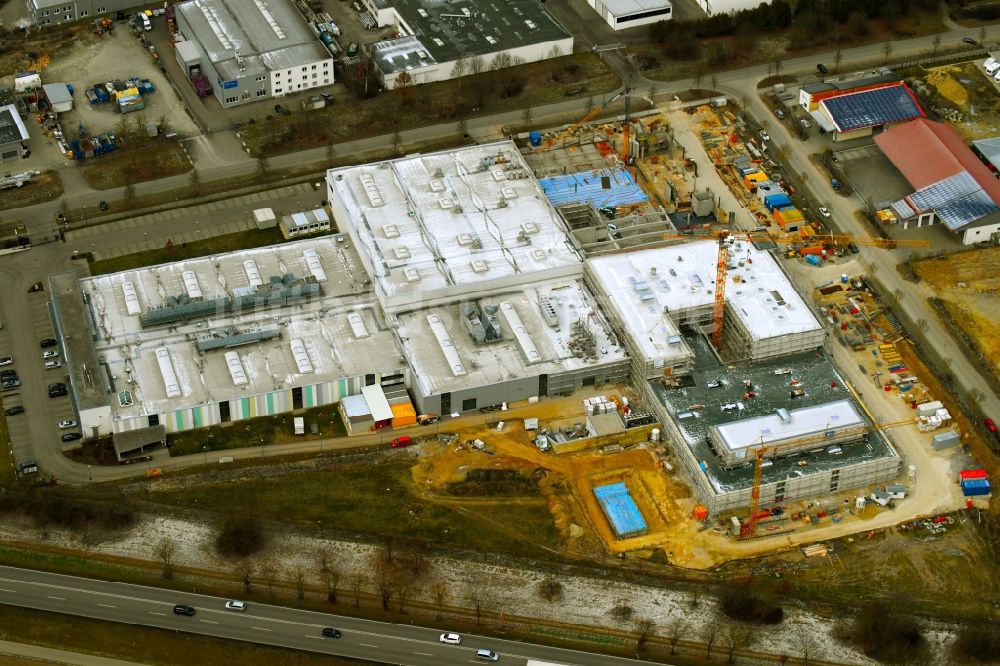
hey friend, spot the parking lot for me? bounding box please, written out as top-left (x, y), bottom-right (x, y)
top-left (0, 277), bottom-right (78, 477)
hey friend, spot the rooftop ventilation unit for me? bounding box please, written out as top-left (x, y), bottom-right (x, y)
top-left (290, 338), bottom-right (314, 374)
top-left (404, 267), bottom-right (420, 282)
top-left (225, 351), bottom-right (249, 386)
top-left (500, 302), bottom-right (541, 364)
top-left (520, 221), bottom-right (539, 234)
top-left (393, 247), bottom-right (411, 260)
top-left (471, 259), bottom-right (489, 273)
top-left (181, 271), bottom-right (203, 300)
top-left (429, 179), bottom-right (445, 192)
top-left (303, 249), bottom-right (328, 283)
top-left (155, 347), bottom-right (182, 398)
top-left (501, 186), bottom-right (518, 199)
top-left (243, 260), bottom-right (264, 288)
top-left (121, 281), bottom-right (141, 316)
top-left (347, 312), bottom-right (370, 339)
top-left (383, 224), bottom-right (400, 238)
top-left (428, 314), bottom-right (466, 376)
top-left (359, 173), bottom-right (384, 207)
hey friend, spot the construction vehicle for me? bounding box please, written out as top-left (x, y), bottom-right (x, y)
top-left (537, 88), bottom-right (627, 152)
top-left (738, 416), bottom-right (920, 539)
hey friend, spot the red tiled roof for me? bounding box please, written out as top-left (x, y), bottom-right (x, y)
top-left (875, 118), bottom-right (1000, 205)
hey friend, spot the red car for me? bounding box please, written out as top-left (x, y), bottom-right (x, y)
top-left (986, 418), bottom-right (998, 434)
top-left (391, 436), bottom-right (412, 448)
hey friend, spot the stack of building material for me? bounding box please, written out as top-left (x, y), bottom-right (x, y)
top-left (802, 543), bottom-right (829, 557)
top-left (116, 87), bottom-right (144, 114)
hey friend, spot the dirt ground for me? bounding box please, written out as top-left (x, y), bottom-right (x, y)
top-left (0, 171), bottom-right (63, 211)
top-left (41, 28), bottom-right (199, 142)
top-left (80, 141), bottom-right (191, 189)
top-left (912, 247), bottom-right (1000, 380)
top-left (911, 60), bottom-right (1000, 141)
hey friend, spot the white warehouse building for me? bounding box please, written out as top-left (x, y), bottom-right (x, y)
top-left (359, 0), bottom-right (573, 89)
top-left (586, 0), bottom-right (672, 30)
top-left (695, 0), bottom-right (767, 15)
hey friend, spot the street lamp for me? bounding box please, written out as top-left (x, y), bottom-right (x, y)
top-left (260, 438), bottom-right (264, 459)
top-left (202, 445), bottom-right (207, 465)
top-left (87, 464), bottom-right (92, 482)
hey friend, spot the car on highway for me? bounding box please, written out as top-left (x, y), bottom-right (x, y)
top-left (43, 350), bottom-right (59, 359)
top-left (391, 436), bottom-right (412, 448)
top-left (818, 207), bottom-right (831, 218)
top-left (224, 600), bottom-right (248, 612)
top-left (40, 338), bottom-right (58, 348)
top-left (847, 242), bottom-right (859, 254)
top-left (322, 627), bottom-right (342, 638)
top-left (816, 63), bottom-right (828, 74)
top-left (758, 129), bottom-right (769, 142)
top-left (475, 649), bottom-right (499, 661)
top-left (61, 432), bottom-right (82, 442)
top-left (44, 360), bottom-right (62, 370)
top-left (173, 605), bottom-right (196, 616)
top-left (59, 420), bottom-right (78, 429)
top-left (964, 37), bottom-right (977, 45)
top-left (986, 417), bottom-right (998, 434)
top-left (0, 356), bottom-right (11, 366)
top-left (439, 633), bottom-right (462, 645)
top-left (5, 406), bottom-right (24, 416)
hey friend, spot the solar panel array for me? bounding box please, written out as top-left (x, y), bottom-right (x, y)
top-left (822, 85), bottom-right (922, 132)
top-left (908, 171), bottom-right (999, 230)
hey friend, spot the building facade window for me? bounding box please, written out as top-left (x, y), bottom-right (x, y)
top-left (224, 96), bottom-right (237, 104)
top-left (256, 89), bottom-right (266, 96)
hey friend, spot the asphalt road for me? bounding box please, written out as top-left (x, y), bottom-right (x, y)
top-left (0, 565), bottom-right (659, 666)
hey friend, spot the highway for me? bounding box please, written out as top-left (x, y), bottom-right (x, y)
top-left (0, 565), bottom-right (657, 666)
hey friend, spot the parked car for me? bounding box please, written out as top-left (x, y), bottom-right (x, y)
top-left (48, 383), bottom-right (66, 391)
top-left (44, 360), bottom-right (62, 370)
top-left (986, 417), bottom-right (998, 433)
top-left (274, 104), bottom-right (287, 116)
top-left (417, 414), bottom-right (440, 425)
top-left (816, 63), bottom-right (828, 74)
top-left (800, 118), bottom-right (812, 129)
top-left (322, 628), bottom-right (342, 638)
top-left (391, 436), bottom-right (412, 448)
top-left (224, 600), bottom-right (248, 612)
top-left (42, 350), bottom-right (59, 359)
top-left (4, 406), bottom-right (24, 416)
top-left (3, 379), bottom-right (21, 390)
top-left (774, 108), bottom-right (785, 119)
top-left (0, 356), bottom-right (12, 366)
top-left (439, 633), bottom-right (462, 645)
top-left (16, 460), bottom-right (37, 475)
top-left (99, 201), bottom-right (109, 212)
top-left (61, 432), bottom-right (82, 442)
top-left (818, 207), bottom-right (831, 218)
top-left (173, 605), bottom-right (196, 616)
top-left (987, 59), bottom-right (1000, 74)
top-left (40, 338), bottom-right (57, 348)
top-left (59, 420), bottom-right (78, 429)
top-left (758, 129), bottom-right (770, 142)
top-left (1, 370), bottom-right (17, 379)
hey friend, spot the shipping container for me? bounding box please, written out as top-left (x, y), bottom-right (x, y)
top-left (959, 469), bottom-right (988, 481)
top-left (962, 478), bottom-right (991, 496)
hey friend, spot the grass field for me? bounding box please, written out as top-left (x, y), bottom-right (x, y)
top-left (165, 403), bottom-right (347, 457)
top-left (88, 227), bottom-right (290, 275)
top-left (145, 461), bottom-right (562, 556)
top-left (81, 141), bottom-right (192, 190)
top-left (0, 605), bottom-right (374, 666)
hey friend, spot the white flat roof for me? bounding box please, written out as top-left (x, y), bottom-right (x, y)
top-left (714, 399), bottom-right (864, 452)
top-left (585, 240), bottom-right (821, 365)
top-left (78, 238), bottom-right (402, 421)
top-left (328, 142), bottom-right (583, 312)
top-left (602, 0), bottom-right (671, 16)
top-left (397, 279), bottom-right (626, 396)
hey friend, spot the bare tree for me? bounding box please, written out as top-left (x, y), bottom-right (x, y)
top-left (704, 619), bottom-right (722, 659)
top-left (797, 627), bottom-right (815, 666)
top-left (882, 41), bottom-right (893, 64)
top-left (451, 56), bottom-right (468, 80)
top-left (259, 560), bottom-right (276, 597)
top-left (321, 566), bottom-right (341, 604)
top-left (294, 568), bottom-right (305, 600)
top-left (431, 582), bottom-right (448, 620)
top-left (635, 619), bottom-right (655, 654)
top-left (153, 537), bottom-right (178, 579)
top-left (377, 573), bottom-right (393, 611)
top-left (931, 34), bottom-right (941, 57)
top-left (188, 168), bottom-right (200, 196)
top-left (256, 156), bottom-right (271, 180)
top-left (349, 574), bottom-right (365, 607)
top-left (468, 588), bottom-right (484, 625)
top-left (469, 56), bottom-right (485, 74)
top-left (833, 49), bottom-right (843, 73)
top-left (688, 586), bottom-right (703, 609)
top-left (236, 560), bottom-right (254, 594)
top-left (397, 582), bottom-right (412, 614)
top-left (408, 542), bottom-right (430, 577)
top-left (317, 548), bottom-right (331, 574)
top-left (722, 623), bottom-right (754, 663)
top-left (667, 618), bottom-right (688, 655)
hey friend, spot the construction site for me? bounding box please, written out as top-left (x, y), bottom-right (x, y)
top-left (398, 94), bottom-right (981, 561)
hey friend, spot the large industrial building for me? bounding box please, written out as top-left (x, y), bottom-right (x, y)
top-left (694, 0), bottom-right (767, 15)
top-left (811, 82), bottom-right (925, 142)
top-left (50, 238), bottom-right (404, 437)
top-left (174, 0), bottom-right (334, 107)
top-left (360, 0), bottom-right (572, 90)
top-left (327, 141), bottom-right (629, 415)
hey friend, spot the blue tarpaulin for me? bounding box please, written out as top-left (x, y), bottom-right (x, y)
top-left (539, 167), bottom-right (648, 209)
top-left (594, 482), bottom-right (648, 539)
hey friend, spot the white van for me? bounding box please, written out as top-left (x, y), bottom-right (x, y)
top-left (44, 360), bottom-right (61, 370)
top-left (987, 59), bottom-right (1000, 74)
top-left (139, 12), bottom-right (152, 31)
